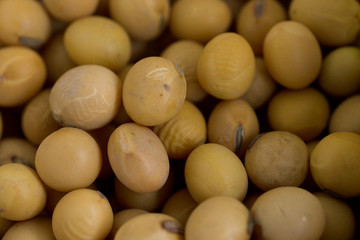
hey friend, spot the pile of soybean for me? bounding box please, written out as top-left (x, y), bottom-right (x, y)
top-left (0, 0), bottom-right (359, 239)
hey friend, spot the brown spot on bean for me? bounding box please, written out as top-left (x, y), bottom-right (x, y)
top-left (254, 0), bottom-right (266, 18)
top-left (19, 36), bottom-right (43, 50)
top-left (234, 125), bottom-right (244, 154)
top-left (97, 191), bottom-right (107, 199)
top-left (163, 83), bottom-right (170, 91)
top-left (161, 220), bottom-right (184, 235)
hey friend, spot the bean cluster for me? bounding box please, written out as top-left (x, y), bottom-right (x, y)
top-left (0, 0), bottom-right (359, 240)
